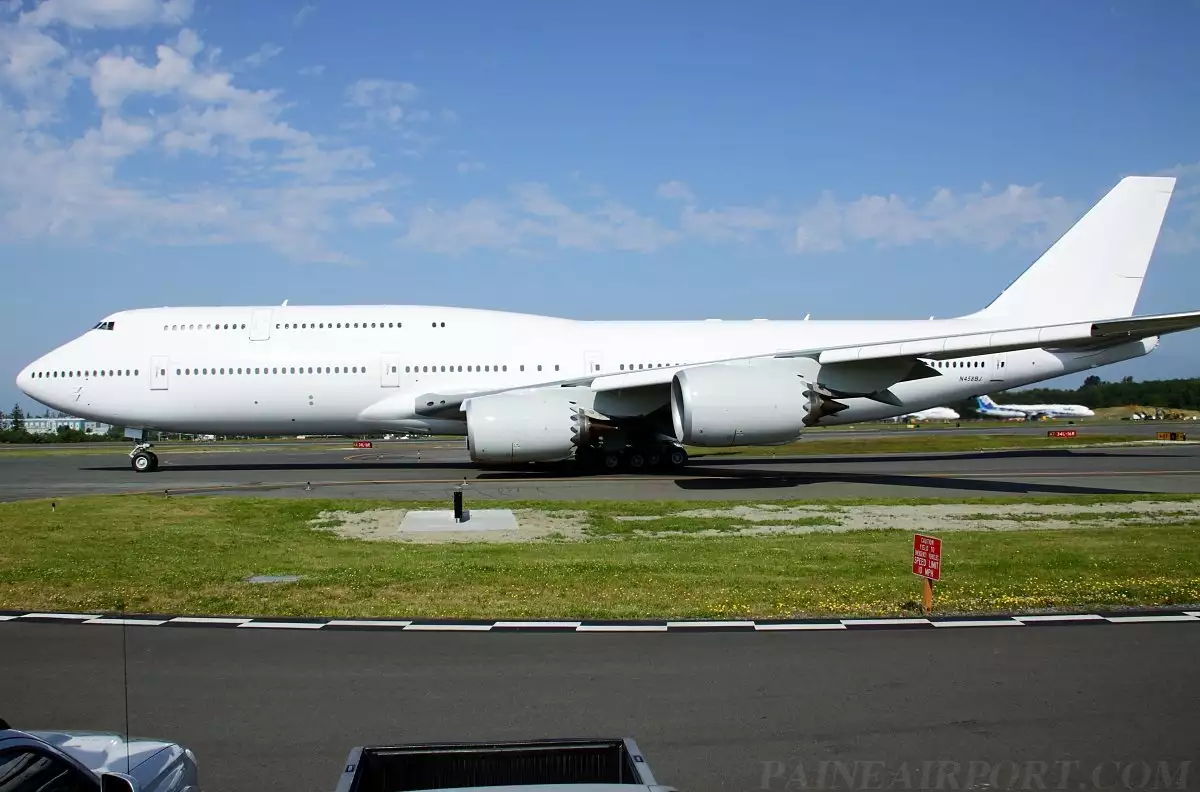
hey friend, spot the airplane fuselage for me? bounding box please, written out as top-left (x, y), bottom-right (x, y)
top-left (16, 305), bottom-right (1154, 437)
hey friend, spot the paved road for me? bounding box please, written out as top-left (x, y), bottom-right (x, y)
top-left (2, 440), bottom-right (1199, 502)
top-left (1, 622), bottom-right (1197, 792)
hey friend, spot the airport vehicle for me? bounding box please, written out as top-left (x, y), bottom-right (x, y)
top-left (333, 737), bottom-right (672, 792)
top-left (16, 176), bottom-right (1200, 472)
top-left (0, 719), bottom-right (200, 792)
top-left (977, 394), bottom-right (1096, 419)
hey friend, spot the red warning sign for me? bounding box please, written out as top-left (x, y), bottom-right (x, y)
top-left (912, 534), bottom-right (942, 581)
top-left (353, 440), bottom-right (373, 449)
top-left (1047, 429), bottom-right (1077, 438)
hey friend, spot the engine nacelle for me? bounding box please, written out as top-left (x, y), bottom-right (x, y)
top-left (466, 387), bottom-right (596, 464)
top-left (671, 364), bottom-right (814, 446)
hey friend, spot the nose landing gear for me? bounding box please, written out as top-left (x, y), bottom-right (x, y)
top-left (129, 442), bottom-right (159, 472)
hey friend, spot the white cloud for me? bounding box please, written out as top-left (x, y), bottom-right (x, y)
top-left (292, 3), bottom-right (315, 26)
top-left (297, 64), bottom-right (325, 77)
top-left (655, 180), bottom-right (694, 202)
top-left (456, 160), bottom-right (485, 174)
top-left (400, 183), bottom-right (677, 255)
top-left (794, 183), bottom-right (1077, 253)
top-left (237, 42), bottom-right (282, 71)
top-left (0, 9), bottom-right (403, 263)
top-left (350, 202), bottom-right (395, 227)
top-left (681, 204), bottom-right (784, 243)
top-left (345, 78), bottom-right (419, 128)
top-left (20, 0), bottom-right (193, 29)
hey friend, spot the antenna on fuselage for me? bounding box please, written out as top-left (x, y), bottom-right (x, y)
top-left (282, 299), bottom-right (289, 306)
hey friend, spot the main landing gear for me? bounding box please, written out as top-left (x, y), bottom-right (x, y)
top-left (576, 443), bottom-right (688, 473)
top-left (129, 442), bottom-right (159, 472)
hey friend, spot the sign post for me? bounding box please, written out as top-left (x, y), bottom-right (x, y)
top-left (912, 534), bottom-right (942, 615)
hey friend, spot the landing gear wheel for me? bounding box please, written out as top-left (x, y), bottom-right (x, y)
top-left (147, 452), bottom-right (159, 471)
top-left (647, 452), bottom-right (661, 468)
top-left (131, 452), bottom-right (155, 472)
top-left (626, 453), bottom-right (646, 471)
top-left (665, 446), bottom-right (688, 469)
top-left (602, 452), bottom-right (621, 471)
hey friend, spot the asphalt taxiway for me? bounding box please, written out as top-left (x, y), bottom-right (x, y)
top-left (2, 435), bottom-right (1199, 501)
top-left (1, 621), bottom-right (1197, 792)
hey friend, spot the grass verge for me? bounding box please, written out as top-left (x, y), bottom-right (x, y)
top-left (3, 495), bottom-right (1200, 620)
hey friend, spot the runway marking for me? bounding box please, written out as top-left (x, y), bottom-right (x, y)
top-left (237, 620), bottom-right (326, 629)
top-left (169, 616), bottom-right (252, 625)
top-left (1103, 614), bottom-right (1200, 623)
top-left (20, 612), bottom-right (101, 620)
top-left (841, 618), bottom-right (932, 627)
top-left (5, 610), bottom-right (1200, 633)
top-left (1016, 614), bottom-right (1106, 623)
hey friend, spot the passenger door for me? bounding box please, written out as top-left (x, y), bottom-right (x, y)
top-left (584, 350), bottom-right (604, 375)
top-left (249, 309), bottom-right (273, 341)
top-left (990, 352), bottom-right (1006, 384)
top-left (380, 355), bottom-right (401, 387)
top-left (150, 355), bottom-right (170, 391)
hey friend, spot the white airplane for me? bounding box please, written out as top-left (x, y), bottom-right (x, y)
top-left (902, 407), bottom-right (961, 421)
top-left (972, 396), bottom-right (1032, 420)
top-left (977, 394), bottom-right (1095, 419)
top-left (15, 176), bottom-right (1200, 473)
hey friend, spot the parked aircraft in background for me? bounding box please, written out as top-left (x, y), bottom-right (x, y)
top-left (902, 407), bottom-right (961, 421)
top-left (16, 176), bottom-right (1200, 473)
top-left (978, 394), bottom-right (1095, 419)
top-left (974, 397), bottom-right (1031, 420)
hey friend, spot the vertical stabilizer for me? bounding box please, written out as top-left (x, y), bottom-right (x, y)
top-left (969, 176), bottom-right (1175, 324)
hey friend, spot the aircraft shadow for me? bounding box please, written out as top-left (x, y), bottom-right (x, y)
top-left (693, 449), bottom-right (1186, 465)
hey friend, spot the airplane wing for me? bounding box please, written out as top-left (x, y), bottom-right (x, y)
top-left (409, 309), bottom-right (1200, 418)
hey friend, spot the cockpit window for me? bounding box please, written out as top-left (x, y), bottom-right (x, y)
top-left (91, 321), bottom-right (115, 330)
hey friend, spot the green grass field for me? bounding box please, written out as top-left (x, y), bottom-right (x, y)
top-left (2, 494), bottom-right (1198, 620)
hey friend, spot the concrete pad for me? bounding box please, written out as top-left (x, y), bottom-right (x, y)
top-left (399, 509), bottom-right (517, 532)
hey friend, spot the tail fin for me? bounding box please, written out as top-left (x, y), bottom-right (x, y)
top-left (969, 176), bottom-right (1175, 324)
top-left (976, 396), bottom-right (994, 411)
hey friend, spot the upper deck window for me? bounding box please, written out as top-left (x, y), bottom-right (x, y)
top-left (92, 321), bottom-right (115, 330)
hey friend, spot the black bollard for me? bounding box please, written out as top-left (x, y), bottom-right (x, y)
top-left (453, 487), bottom-right (464, 522)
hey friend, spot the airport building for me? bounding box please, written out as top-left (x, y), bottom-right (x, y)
top-left (0, 416), bottom-right (112, 435)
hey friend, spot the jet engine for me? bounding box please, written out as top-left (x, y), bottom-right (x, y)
top-left (670, 364), bottom-right (844, 446)
top-left (465, 387), bottom-right (602, 464)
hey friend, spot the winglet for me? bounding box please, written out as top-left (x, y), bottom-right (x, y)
top-left (969, 176), bottom-right (1175, 324)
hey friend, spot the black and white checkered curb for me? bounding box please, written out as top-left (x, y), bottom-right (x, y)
top-left (2, 609), bottom-right (1198, 632)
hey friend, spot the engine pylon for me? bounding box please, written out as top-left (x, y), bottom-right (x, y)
top-left (803, 385), bottom-right (849, 427)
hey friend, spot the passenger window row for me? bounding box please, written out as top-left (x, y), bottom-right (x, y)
top-left (176, 365), bottom-right (369, 375)
top-left (619, 363), bottom-right (675, 371)
top-left (276, 321), bottom-right (408, 330)
top-left (32, 369), bottom-right (138, 379)
top-left (404, 364), bottom-right (561, 373)
top-left (166, 323), bottom-right (247, 331)
top-left (933, 360), bottom-right (1004, 369)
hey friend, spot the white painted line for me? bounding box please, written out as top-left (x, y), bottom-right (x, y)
top-left (841, 618), bottom-right (932, 626)
top-left (667, 620), bottom-right (755, 629)
top-left (20, 613), bottom-right (101, 620)
top-left (326, 620), bottom-right (414, 628)
top-left (1104, 614), bottom-right (1200, 623)
top-left (1016, 614), bottom-right (1106, 622)
top-left (575, 625), bottom-right (669, 632)
top-left (402, 624), bottom-right (494, 631)
top-left (170, 616), bottom-right (252, 625)
top-left (932, 620), bottom-right (1022, 628)
top-left (493, 621), bottom-right (582, 629)
top-left (0, 615), bottom-right (19, 621)
top-left (83, 618), bottom-right (169, 626)
top-left (755, 623), bottom-right (847, 631)
top-left (1185, 612), bottom-right (1200, 618)
top-left (237, 621), bottom-right (326, 630)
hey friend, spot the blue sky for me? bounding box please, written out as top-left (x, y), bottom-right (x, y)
top-left (3, 0), bottom-right (1200, 412)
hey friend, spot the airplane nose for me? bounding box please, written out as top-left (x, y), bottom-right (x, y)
top-left (16, 363), bottom-right (33, 395)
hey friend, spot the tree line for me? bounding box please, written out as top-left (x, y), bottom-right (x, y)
top-left (0, 404), bottom-right (125, 444)
top-left (991, 376), bottom-right (1200, 410)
